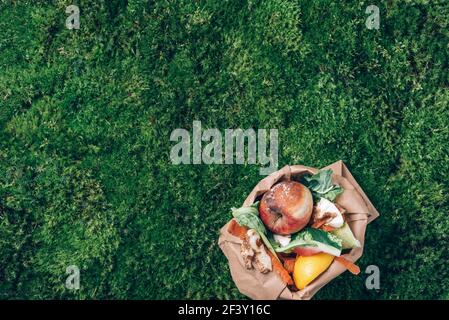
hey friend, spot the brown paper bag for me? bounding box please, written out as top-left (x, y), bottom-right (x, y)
top-left (218, 160), bottom-right (380, 300)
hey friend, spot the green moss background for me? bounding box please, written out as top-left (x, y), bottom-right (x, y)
top-left (0, 0), bottom-right (448, 299)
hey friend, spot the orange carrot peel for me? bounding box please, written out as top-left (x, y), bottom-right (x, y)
top-left (227, 219), bottom-right (248, 240)
top-left (335, 256), bottom-right (361, 275)
top-left (267, 250), bottom-right (294, 286)
top-left (283, 257), bottom-right (296, 274)
top-left (319, 225), bottom-right (337, 232)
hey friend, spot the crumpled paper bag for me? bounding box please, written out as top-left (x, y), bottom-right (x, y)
top-left (218, 160), bottom-right (380, 300)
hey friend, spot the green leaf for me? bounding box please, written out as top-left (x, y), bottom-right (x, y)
top-left (275, 228), bottom-right (342, 256)
top-left (233, 211), bottom-right (266, 235)
top-left (231, 202), bottom-right (260, 220)
top-left (302, 169), bottom-right (343, 201)
top-left (231, 202), bottom-right (278, 260)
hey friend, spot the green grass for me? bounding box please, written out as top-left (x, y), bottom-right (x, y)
top-left (0, 0), bottom-right (448, 299)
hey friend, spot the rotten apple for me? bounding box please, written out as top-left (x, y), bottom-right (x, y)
top-left (259, 181), bottom-right (313, 235)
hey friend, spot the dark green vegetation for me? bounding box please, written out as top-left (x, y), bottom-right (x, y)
top-left (0, 0), bottom-right (448, 299)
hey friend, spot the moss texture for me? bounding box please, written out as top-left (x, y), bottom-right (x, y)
top-left (0, 0), bottom-right (448, 299)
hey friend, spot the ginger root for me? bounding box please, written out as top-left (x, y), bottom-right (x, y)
top-left (240, 229), bottom-right (272, 274)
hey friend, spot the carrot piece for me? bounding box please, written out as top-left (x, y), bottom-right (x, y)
top-left (335, 256), bottom-right (361, 275)
top-left (320, 225), bottom-right (336, 232)
top-left (283, 258), bottom-right (296, 274)
top-left (311, 220), bottom-right (327, 229)
top-left (267, 251), bottom-right (294, 286)
top-left (227, 219), bottom-right (248, 240)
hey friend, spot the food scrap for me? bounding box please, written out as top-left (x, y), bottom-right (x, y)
top-left (241, 229), bottom-right (272, 273)
top-left (229, 169), bottom-right (362, 291)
